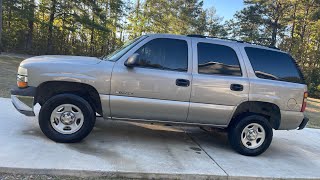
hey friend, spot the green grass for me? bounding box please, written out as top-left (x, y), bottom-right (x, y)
top-left (0, 55), bottom-right (319, 128)
top-left (0, 56), bottom-right (24, 98)
top-left (0, 173), bottom-right (139, 180)
top-left (305, 98), bottom-right (320, 129)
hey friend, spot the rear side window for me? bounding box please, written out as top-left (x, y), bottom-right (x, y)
top-left (197, 43), bottom-right (242, 76)
top-left (135, 38), bottom-right (188, 72)
top-left (245, 47), bottom-right (304, 84)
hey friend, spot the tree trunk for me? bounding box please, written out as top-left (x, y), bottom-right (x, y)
top-left (47, 0), bottom-right (56, 54)
top-left (0, 0), bottom-right (3, 53)
top-left (26, 0), bottom-right (35, 52)
top-left (270, 23), bottom-right (277, 47)
top-left (62, 7), bottom-right (66, 54)
top-left (270, 3), bottom-right (280, 47)
top-left (298, 2), bottom-right (311, 63)
top-left (289, 3), bottom-right (297, 52)
top-left (300, 2), bottom-right (311, 43)
top-left (135, 0), bottom-right (140, 37)
top-left (90, 0), bottom-right (96, 56)
top-left (90, 16), bottom-right (95, 56)
top-left (7, 1), bottom-right (11, 31)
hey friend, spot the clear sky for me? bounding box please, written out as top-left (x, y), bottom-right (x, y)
top-left (203, 0), bottom-right (245, 21)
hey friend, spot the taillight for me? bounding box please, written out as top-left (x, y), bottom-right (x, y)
top-left (301, 92), bottom-right (308, 112)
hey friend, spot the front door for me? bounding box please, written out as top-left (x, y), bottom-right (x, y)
top-left (110, 35), bottom-right (192, 122)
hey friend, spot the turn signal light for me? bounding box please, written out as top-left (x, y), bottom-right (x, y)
top-left (17, 81), bottom-right (28, 88)
top-left (301, 92), bottom-right (308, 112)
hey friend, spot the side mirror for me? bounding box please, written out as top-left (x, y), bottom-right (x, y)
top-left (124, 53), bottom-right (139, 68)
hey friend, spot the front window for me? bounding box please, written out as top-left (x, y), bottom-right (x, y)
top-left (134, 38), bottom-right (188, 72)
top-left (103, 35), bottom-right (147, 61)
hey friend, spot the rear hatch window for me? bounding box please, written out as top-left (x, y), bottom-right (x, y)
top-left (245, 47), bottom-right (304, 84)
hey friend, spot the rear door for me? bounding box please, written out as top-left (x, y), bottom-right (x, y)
top-left (187, 39), bottom-right (249, 126)
top-left (110, 35), bottom-right (192, 122)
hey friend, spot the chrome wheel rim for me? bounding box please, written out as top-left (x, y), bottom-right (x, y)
top-left (50, 104), bottom-right (84, 134)
top-left (241, 123), bottom-right (266, 149)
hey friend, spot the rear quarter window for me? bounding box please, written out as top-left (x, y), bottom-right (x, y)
top-left (245, 47), bottom-right (304, 84)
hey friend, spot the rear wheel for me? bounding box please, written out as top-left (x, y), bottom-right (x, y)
top-left (228, 114), bottom-right (273, 156)
top-left (39, 94), bottom-right (95, 143)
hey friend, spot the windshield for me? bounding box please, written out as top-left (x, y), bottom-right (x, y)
top-left (102, 36), bottom-right (147, 61)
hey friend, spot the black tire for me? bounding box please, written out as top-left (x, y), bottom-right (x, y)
top-left (228, 114), bottom-right (273, 156)
top-left (39, 94), bottom-right (95, 143)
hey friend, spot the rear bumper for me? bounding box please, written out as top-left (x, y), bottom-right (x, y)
top-left (298, 116), bottom-right (309, 130)
top-left (278, 110), bottom-right (306, 130)
top-left (11, 86), bottom-right (36, 116)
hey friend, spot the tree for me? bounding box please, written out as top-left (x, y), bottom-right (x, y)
top-left (0, 0), bottom-right (2, 53)
top-left (229, 0), bottom-right (292, 46)
top-left (1, 0), bottom-right (225, 55)
top-left (46, 0), bottom-right (56, 54)
top-left (25, 0), bottom-right (35, 52)
top-left (127, 0), bottom-right (225, 36)
top-left (206, 7), bottom-right (226, 37)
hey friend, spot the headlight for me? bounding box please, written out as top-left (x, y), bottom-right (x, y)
top-left (18, 66), bottom-right (28, 76)
top-left (17, 67), bottom-right (28, 88)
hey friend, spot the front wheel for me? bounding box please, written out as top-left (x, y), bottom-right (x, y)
top-left (39, 94), bottom-right (95, 143)
top-left (228, 114), bottom-right (273, 156)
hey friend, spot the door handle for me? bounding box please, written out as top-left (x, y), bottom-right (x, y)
top-left (176, 79), bottom-right (190, 87)
top-left (230, 84), bottom-right (243, 91)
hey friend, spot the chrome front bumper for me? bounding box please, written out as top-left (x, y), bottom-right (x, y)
top-left (11, 87), bottom-right (36, 116)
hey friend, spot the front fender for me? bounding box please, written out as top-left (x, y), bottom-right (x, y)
top-left (25, 61), bottom-right (114, 95)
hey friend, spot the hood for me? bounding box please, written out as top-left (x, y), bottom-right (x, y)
top-left (20, 55), bottom-right (101, 67)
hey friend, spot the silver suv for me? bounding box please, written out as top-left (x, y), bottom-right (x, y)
top-left (11, 34), bottom-right (308, 156)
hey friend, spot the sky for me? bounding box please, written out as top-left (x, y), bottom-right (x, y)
top-left (204, 0), bottom-right (245, 22)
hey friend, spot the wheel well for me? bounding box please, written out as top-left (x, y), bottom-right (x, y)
top-left (229, 101), bottom-right (281, 130)
top-left (36, 81), bottom-right (102, 115)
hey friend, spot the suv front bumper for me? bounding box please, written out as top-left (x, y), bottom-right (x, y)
top-left (11, 86), bottom-right (36, 116)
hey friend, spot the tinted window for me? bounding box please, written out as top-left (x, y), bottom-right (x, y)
top-left (245, 47), bottom-right (304, 84)
top-left (197, 43), bottom-right (241, 76)
top-left (106, 36), bottom-right (147, 61)
top-left (135, 38), bottom-right (188, 72)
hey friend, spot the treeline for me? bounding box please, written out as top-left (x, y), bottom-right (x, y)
top-left (1, 0), bottom-right (225, 56)
top-left (1, 0), bottom-right (320, 97)
top-left (226, 0), bottom-right (320, 97)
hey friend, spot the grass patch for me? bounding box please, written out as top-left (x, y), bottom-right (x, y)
top-left (0, 56), bottom-right (24, 98)
top-left (305, 98), bottom-right (320, 129)
top-left (0, 173), bottom-right (139, 180)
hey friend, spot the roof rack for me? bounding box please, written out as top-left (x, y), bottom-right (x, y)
top-left (187, 34), bottom-right (244, 43)
top-left (186, 34), bottom-right (280, 50)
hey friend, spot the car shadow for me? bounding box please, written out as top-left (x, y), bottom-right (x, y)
top-left (21, 118), bottom-right (210, 160)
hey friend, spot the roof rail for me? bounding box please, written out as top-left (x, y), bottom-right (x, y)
top-left (186, 34), bottom-right (280, 50)
top-left (187, 34), bottom-right (207, 38)
top-left (187, 34), bottom-right (246, 44)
